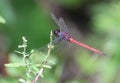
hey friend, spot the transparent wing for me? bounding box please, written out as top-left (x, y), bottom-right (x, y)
top-left (37, 38), bottom-right (61, 54)
top-left (51, 13), bottom-right (68, 32)
top-left (32, 38), bottom-right (61, 64)
top-left (58, 17), bottom-right (69, 33)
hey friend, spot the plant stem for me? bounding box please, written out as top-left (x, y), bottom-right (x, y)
top-left (32, 31), bottom-right (54, 83)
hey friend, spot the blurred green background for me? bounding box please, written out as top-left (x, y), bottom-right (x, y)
top-left (0, 0), bottom-right (120, 83)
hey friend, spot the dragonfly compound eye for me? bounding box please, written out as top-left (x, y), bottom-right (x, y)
top-left (54, 29), bottom-right (60, 36)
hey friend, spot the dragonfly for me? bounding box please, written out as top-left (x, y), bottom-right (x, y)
top-left (51, 13), bottom-right (104, 55)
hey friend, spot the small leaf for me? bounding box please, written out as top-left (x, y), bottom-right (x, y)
top-left (5, 63), bottom-right (25, 67)
top-left (39, 68), bottom-right (44, 78)
top-left (30, 49), bottom-right (34, 54)
top-left (18, 45), bottom-right (24, 48)
top-left (18, 78), bottom-right (26, 83)
top-left (43, 65), bottom-right (52, 69)
top-left (48, 58), bottom-right (56, 65)
top-left (33, 66), bottom-right (39, 73)
top-left (40, 74), bottom-right (44, 78)
top-left (22, 36), bottom-right (27, 42)
top-left (0, 16), bottom-right (6, 24)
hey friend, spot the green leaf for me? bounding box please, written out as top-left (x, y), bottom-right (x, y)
top-left (0, 16), bottom-right (6, 24)
top-left (43, 65), bottom-right (52, 69)
top-left (34, 64), bottom-right (52, 69)
top-left (5, 63), bottom-right (25, 67)
top-left (33, 66), bottom-right (39, 73)
top-left (40, 74), bottom-right (44, 78)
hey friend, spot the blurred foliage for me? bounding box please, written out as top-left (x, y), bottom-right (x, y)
top-left (0, 0), bottom-right (53, 51)
top-left (0, 0), bottom-right (120, 83)
top-left (57, 0), bottom-right (83, 8)
top-left (91, 1), bottom-right (120, 32)
top-left (91, 1), bottom-right (120, 59)
top-left (0, 16), bottom-right (6, 24)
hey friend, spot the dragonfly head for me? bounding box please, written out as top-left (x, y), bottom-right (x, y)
top-left (54, 29), bottom-right (60, 37)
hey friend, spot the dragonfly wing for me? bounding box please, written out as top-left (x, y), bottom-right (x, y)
top-left (51, 13), bottom-right (67, 32)
top-left (51, 13), bottom-right (61, 28)
top-left (37, 38), bottom-right (61, 54)
top-left (58, 17), bottom-right (69, 33)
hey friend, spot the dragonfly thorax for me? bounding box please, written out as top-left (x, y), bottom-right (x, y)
top-left (54, 29), bottom-right (71, 41)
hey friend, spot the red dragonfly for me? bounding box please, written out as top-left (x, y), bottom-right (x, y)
top-left (51, 13), bottom-right (104, 55)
